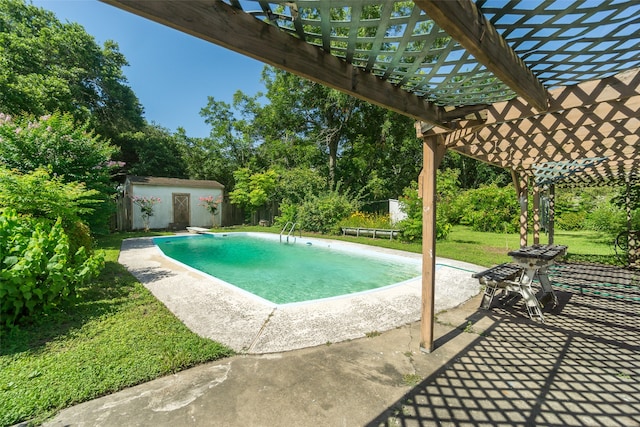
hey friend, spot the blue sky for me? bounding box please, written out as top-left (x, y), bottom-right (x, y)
top-left (33, 0), bottom-right (267, 138)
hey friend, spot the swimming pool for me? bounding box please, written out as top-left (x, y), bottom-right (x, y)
top-left (153, 233), bottom-right (421, 305)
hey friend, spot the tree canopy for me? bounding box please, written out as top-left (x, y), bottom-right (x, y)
top-left (0, 0), bottom-right (144, 144)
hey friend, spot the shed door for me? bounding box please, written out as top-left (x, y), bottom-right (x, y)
top-left (173, 193), bottom-right (190, 226)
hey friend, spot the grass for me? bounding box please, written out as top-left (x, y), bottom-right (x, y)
top-left (0, 224), bottom-right (620, 426)
top-left (239, 224), bottom-right (619, 267)
top-left (437, 227), bottom-right (618, 266)
top-left (0, 232), bottom-right (234, 427)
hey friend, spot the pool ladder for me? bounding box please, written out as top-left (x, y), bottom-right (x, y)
top-left (280, 222), bottom-right (300, 244)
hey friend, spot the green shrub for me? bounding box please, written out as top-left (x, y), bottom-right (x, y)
top-left (229, 168), bottom-right (279, 223)
top-left (0, 209), bottom-right (104, 328)
top-left (273, 199), bottom-right (298, 229)
top-left (397, 182), bottom-right (452, 241)
top-left (454, 184), bottom-right (519, 232)
top-left (0, 167), bottom-right (99, 254)
top-left (584, 203), bottom-right (627, 234)
top-left (296, 191), bottom-right (358, 233)
top-left (556, 211), bottom-right (586, 231)
top-left (0, 112), bottom-right (118, 233)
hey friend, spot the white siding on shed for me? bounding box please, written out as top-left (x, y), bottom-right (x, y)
top-left (124, 176), bottom-right (224, 230)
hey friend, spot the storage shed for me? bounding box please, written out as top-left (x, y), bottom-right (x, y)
top-left (120, 176), bottom-right (224, 231)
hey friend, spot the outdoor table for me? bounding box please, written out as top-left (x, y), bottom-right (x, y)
top-left (507, 244), bottom-right (568, 320)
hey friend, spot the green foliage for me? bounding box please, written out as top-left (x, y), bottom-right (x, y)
top-left (454, 184), bottom-right (519, 233)
top-left (0, 112), bottom-right (116, 183)
top-left (611, 183), bottom-right (640, 211)
top-left (336, 211), bottom-right (392, 229)
top-left (296, 191), bottom-right (358, 233)
top-left (256, 66), bottom-right (424, 195)
top-left (0, 232), bottom-right (232, 426)
top-left (0, 167), bottom-right (97, 223)
top-left (0, 167), bottom-right (99, 253)
top-left (118, 124), bottom-right (188, 178)
top-left (440, 151), bottom-right (510, 189)
top-left (556, 211), bottom-right (586, 231)
top-left (0, 112), bottom-right (117, 233)
top-left (435, 168), bottom-right (461, 225)
top-left (275, 167), bottom-right (327, 204)
top-left (555, 186), bottom-right (640, 235)
top-left (0, 0), bottom-right (144, 138)
top-left (229, 168), bottom-right (279, 217)
top-left (397, 182), bottom-right (422, 241)
top-left (0, 209), bottom-right (104, 328)
top-left (396, 174), bottom-right (454, 242)
top-left (584, 203), bottom-right (626, 234)
top-left (188, 95), bottom-right (256, 188)
top-left (176, 129), bottom-right (237, 188)
top-left (273, 200), bottom-right (299, 228)
top-left (272, 168), bottom-right (328, 228)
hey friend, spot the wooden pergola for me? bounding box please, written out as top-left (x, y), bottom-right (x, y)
top-left (101, 0), bottom-right (640, 352)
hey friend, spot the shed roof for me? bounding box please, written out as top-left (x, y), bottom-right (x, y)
top-left (102, 0), bottom-right (640, 187)
top-left (126, 175), bottom-right (225, 189)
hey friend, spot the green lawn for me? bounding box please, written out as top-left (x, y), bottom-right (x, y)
top-left (243, 224), bottom-right (619, 267)
top-left (0, 225), bottom-right (619, 426)
top-left (0, 232), bottom-right (234, 427)
top-left (437, 226), bottom-right (618, 266)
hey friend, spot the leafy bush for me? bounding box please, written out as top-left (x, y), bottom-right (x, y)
top-left (229, 168), bottom-right (279, 222)
top-left (556, 211), bottom-right (586, 230)
top-left (0, 112), bottom-right (118, 233)
top-left (453, 184), bottom-right (519, 232)
top-left (397, 181), bottom-right (452, 241)
top-left (275, 167), bottom-right (327, 204)
top-left (435, 168), bottom-right (462, 225)
top-left (273, 199), bottom-right (298, 229)
top-left (0, 167), bottom-right (99, 254)
top-left (0, 209), bottom-right (104, 328)
top-left (296, 191), bottom-right (358, 233)
top-left (584, 203), bottom-right (627, 234)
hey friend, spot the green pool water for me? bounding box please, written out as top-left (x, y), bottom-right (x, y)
top-left (153, 233), bottom-right (421, 305)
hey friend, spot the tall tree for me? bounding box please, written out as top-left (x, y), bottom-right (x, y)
top-left (199, 96), bottom-right (256, 168)
top-left (118, 124), bottom-right (188, 179)
top-left (254, 66), bottom-right (424, 199)
top-left (0, 0), bottom-right (144, 138)
top-left (258, 67), bottom-right (364, 190)
top-left (176, 129), bottom-right (237, 188)
top-left (439, 151), bottom-right (510, 189)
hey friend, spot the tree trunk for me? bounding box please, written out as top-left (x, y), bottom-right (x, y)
top-left (329, 139), bottom-right (338, 190)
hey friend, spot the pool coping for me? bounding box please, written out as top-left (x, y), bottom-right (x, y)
top-left (152, 232), bottom-right (424, 308)
top-left (118, 233), bottom-right (483, 354)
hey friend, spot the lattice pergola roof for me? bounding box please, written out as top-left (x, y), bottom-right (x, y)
top-left (236, 0), bottom-right (640, 106)
top-left (101, 0), bottom-right (640, 187)
top-left (532, 157), bottom-right (608, 187)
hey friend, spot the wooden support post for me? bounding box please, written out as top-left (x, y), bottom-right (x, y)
top-left (512, 171), bottom-right (529, 248)
top-left (420, 134), bottom-right (445, 354)
top-left (626, 174), bottom-right (638, 268)
top-left (533, 184), bottom-right (540, 245)
top-left (548, 185), bottom-right (555, 245)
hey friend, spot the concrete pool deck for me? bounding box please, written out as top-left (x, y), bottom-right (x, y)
top-left (116, 234), bottom-right (482, 353)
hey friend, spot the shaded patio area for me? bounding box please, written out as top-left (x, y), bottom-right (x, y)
top-left (371, 263), bottom-right (640, 426)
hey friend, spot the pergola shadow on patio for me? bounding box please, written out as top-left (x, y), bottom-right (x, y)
top-left (368, 263), bottom-right (640, 426)
top-left (100, 0), bottom-right (640, 352)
